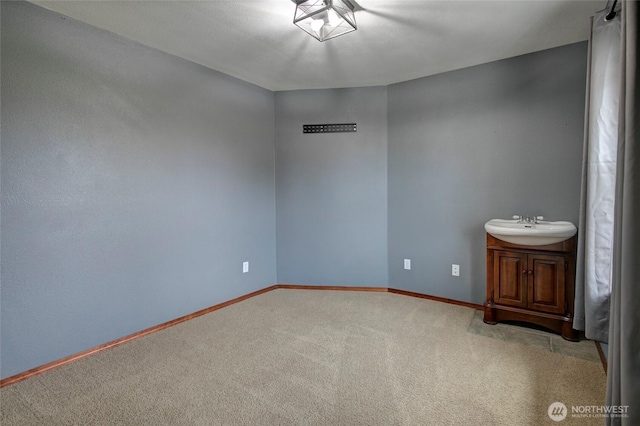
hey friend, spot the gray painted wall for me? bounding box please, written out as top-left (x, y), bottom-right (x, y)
top-left (387, 42), bottom-right (588, 304)
top-left (275, 88), bottom-right (388, 287)
top-left (1, 2), bottom-right (276, 379)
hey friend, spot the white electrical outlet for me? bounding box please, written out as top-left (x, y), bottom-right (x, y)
top-left (243, 261), bottom-right (249, 273)
top-left (452, 264), bottom-right (460, 277)
top-left (404, 259), bottom-right (411, 270)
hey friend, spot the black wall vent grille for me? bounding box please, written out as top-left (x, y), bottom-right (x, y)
top-left (303, 123), bottom-right (357, 134)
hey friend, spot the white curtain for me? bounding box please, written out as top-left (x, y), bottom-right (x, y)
top-left (574, 8), bottom-right (622, 343)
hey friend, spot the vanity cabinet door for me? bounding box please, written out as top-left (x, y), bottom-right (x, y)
top-left (527, 254), bottom-right (566, 314)
top-left (493, 250), bottom-right (528, 308)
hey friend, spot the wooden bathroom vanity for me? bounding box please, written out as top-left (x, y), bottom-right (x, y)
top-left (483, 234), bottom-right (579, 341)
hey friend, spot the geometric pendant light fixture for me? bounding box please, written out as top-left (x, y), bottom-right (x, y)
top-left (292, 0), bottom-right (357, 42)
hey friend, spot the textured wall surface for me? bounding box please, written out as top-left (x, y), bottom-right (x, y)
top-left (275, 88), bottom-right (388, 287)
top-left (1, 2), bottom-right (276, 379)
top-left (387, 42), bottom-right (588, 304)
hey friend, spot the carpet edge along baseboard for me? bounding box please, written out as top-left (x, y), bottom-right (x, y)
top-left (0, 285), bottom-right (487, 388)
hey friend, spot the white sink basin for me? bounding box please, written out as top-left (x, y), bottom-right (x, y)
top-left (484, 219), bottom-right (577, 246)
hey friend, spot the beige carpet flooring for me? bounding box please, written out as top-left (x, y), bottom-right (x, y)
top-left (1, 289), bottom-right (606, 425)
top-left (467, 310), bottom-right (602, 363)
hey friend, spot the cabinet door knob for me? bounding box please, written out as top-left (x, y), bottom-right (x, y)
top-left (522, 269), bottom-right (527, 274)
top-left (528, 270), bottom-right (533, 275)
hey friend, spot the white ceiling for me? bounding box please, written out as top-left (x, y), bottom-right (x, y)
top-left (31, 1), bottom-right (606, 91)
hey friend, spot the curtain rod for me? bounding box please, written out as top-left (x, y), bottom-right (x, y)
top-left (605, 0), bottom-right (618, 21)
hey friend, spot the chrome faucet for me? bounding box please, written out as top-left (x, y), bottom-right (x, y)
top-left (512, 215), bottom-right (543, 224)
top-left (530, 215), bottom-right (544, 224)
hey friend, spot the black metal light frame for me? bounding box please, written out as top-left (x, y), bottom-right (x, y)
top-left (292, 0), bottom-right (357, 42)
